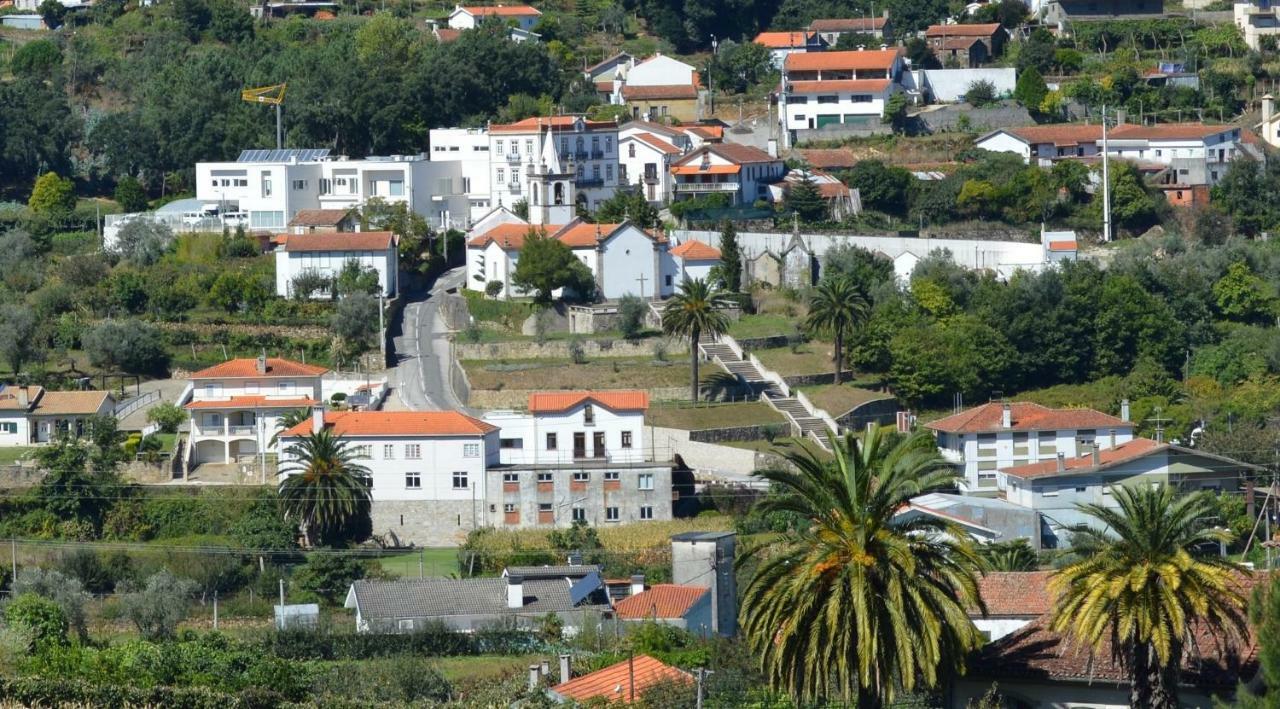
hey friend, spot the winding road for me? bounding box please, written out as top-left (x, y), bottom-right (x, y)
top-left (389, 267), bottom-right (469, 412)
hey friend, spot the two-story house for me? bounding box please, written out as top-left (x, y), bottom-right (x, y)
top-left (925, 401), bottom-right (1134, 495)
top-left (619, 131), bottom-right (683, 204)
top-left (278, 408), bottom-right (501, 544)
top-left (618, 54), bottom-right (703, 123)
top-left (754, 31), bottom-right (827, 70)
top-left (274, 231), bottom-right (399, 298)
top-left (924, 23), bottom-right (1006, 66)
top-left (183, 356), bottom-right (328, 471)
top-left (668, 143), bottom-right (786, 206)
top-left (778, 49), bottom-right (905, 147)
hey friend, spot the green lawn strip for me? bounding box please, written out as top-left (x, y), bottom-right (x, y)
top-left (462, 357), bottom-right (691, 390)
top-left (799, 384), bottom-right (892, 418)
top-left (727, 313), bottom-right (800, 340)
top-left (0, 446), bottom-right (38, 465)
top-left (644, 401), bottom-right (786, 430)
top-left (374, 548), bottom-right (461, 578)
top-left (752, 342), bottom-right (836, 377)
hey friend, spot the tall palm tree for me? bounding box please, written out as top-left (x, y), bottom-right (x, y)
top-left (740, 425), bottom-right (987, 706)
top-left (270, 408), bottom-right (311, 447)
top-left (278, 430), bottom-right (371, 547)
top-left (661, 278), bottom-right (732, 403)
top-left (1049, 485), bottom-right (1247, 709)
top-left (805, 275), bottom-right (869, 385)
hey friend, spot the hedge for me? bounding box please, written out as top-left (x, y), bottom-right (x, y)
top-left (0, 677), bottom-right (274, 709)
top-left (264, 624), bottom-right (543, 660)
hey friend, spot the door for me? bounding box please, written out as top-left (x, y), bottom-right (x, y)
top-left (593, 432), bottom-right (606, 459)
top-left (573, 432), bottom-right (586, 459)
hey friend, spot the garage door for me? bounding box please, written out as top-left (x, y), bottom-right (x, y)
top-left (815, 114), bottom-right (841, 129)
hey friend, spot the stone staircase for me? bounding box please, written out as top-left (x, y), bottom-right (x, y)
top-left (769, 397), bottom-right (830, 438)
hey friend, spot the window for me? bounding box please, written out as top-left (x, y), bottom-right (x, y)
top-left (0, 422), bottom-right (16, 434)
top-left (500, 437), bottom-right (523, 449)
top-left (629, 143), bottom-right (636, 158)
top-left (604, 471), bottom-right (619, 481)
top-left (496, 167), bottom-right (505, 183)
top-left (640, 506), bottom-right (653, 520)
top-left (503, 472), bottom-right (519, 483)
top-left (573, 471), bottom-right (590, 482)
top-left (383, 444), bottom-right (395, 459)
top-left (261, 176), bottom-right (273, 197)
top-left (404, 472), bottom-right (421, 489)
top-left (405, 444), bottom-right (421, 460)
top-left (539, 503), bottom-right (553, 512)
top-left (665, 275), bottom-right (672, 287)
top-left (504, 503), bottom-right (516, 513)
top-left (1075, 486), bottom-right (1086, 493)
top-left (352, 445), bottom-right (373, 459)
top-left (461, 177), bottom-right (471, 193)
top-left (592, 165), bottom-right (601, 180)
top-left (546, 433), bottom-right (557, 450)
top-left (817, 95), bottom-right (839, 103)
top-left (319, 178), bottom-right (331, 194)
top-left (463, 443), bottom-right (481, 458)
top-left (572, 507), bottom-right (586, 522)
top-left (584, 404), bottom-right (594, 425)
top-left (638, 473), bottom-right (654, 490)
top-left (605, 137), bottom-right (612, 152)
top-left (537, 472), bottom-right (553, 483)
top-left (452, 471), bottom-right (468, 489)
top-left (790, 96), bottom-right (808, 104)
top-left (621, 431), bottom-right (633, 449)
top-left (525, 139), bottom-right (534, 155)
top-left (496, 139), bottom-right (504, 154)
top-left (398, 619), bottom-right (414, 631)
top-left (1038, 431), bottom-right (1057, 455)
top-left (389, 179), bottom-right (405, 197)
top-left (605, 507), bottom-right (620, 522)
top-left (592, 136), bottom-right (600, 152)
top-left (278, 380), bottom-right (294, 394)
top-left (291, 179), bottom-right (307, 190)
top-left (606, 165), bottom-right (614, 181)
top-left (850, 94), bottom-right (872, 103)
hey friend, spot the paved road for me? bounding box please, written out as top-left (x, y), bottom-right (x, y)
top-left (389, 267), bottom-right (468, 412)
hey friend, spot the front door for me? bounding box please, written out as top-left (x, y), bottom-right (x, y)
top-left (593, 432), bottom-right (606, 459)
top-left (573, 432), bottom-right (586, 459)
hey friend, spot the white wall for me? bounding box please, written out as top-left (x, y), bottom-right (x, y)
top-left (625, 55), bottom-right (696, 86)
top-left (275, 247), bottom-right (397, 298)
top-left (676, 258), bottom-right (715, 283)
top-left (598, 227), bottom-right (663, 300)
top-left (0, 411), bottom-right (31, 447)
top-left (975, 131), bottom-right (1034, 161)
top-left (782, 86), bottom-right (891, 131)
top-left (483, 405), bottom-right (647, 465)
top-left (429, 128), bottom-right (495, 224)
top-left (918, 68), bottom-right (1017, 103)
top-left (619, 136), bottom-right (675, 203)
top-left (940, 425), bottom-right (1134, 492)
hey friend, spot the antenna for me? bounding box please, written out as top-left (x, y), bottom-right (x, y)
top-left (1147, 406), bottom-right (1172, 443)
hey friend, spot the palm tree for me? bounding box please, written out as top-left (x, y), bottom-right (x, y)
top-left (661, 278), bottom-right (732, 403)
top-left (740, 425), bottom-right (987, 706)
top-left (277, 430), bottom-right (371, 547)
top-left (1049, 485), bottom-right (1247, 709)
top-left (270, 408), bottom-right (311, 447)
top-left (978, 538), bottom-right (1039, 571)
top-left (805, 275), bottom-right (869, 385)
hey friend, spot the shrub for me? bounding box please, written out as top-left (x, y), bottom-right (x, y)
top-left (2, 594), bottom-right (67, 648)
top-left (120, 570), bottom-right (198, 641)
top-left (81, 319), bottom-right (169, 375)
top-left (617, 295), bottom-right (647, 340)
top-left (290, 554), bottom-right (371, 605)
top-left (568, 337), bottom-right (587, 364)
top-left (485, 280), bottom-right (503, 298)
top-left (146, 402), bottom-right (186, 433)
top-left (11, 568), bottom-right (89, 640)
top-left (964, 79), bottom-right (998, 107)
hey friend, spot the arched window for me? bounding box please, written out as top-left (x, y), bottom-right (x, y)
top-left (554, 183), bottom-right (565, 205)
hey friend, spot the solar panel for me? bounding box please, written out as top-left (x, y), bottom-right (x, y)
top-left (237, 148), bottom-right (331, 163)
top-left (568, 571), bottom-right (603, 606)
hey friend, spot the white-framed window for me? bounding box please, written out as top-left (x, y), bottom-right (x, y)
top-left (398, 619), bottom-right (414, 631)
top-left (388, 180), bottom-right (405, 197)
top-left (504, 503), bottom-right (517, 513)
top-left (463, 443), bottom-right (481, 458)
top-left (621, 431), bottom-right (633, 449)
top-left (0, 422), bottom-right (16, 434)
top-left (497, 167), bottom-right (505, 183)
top-left (278, 380), bottom-right (294, 394)
top-left (405, 472), bottom-right (421, 489)
top-left (638, 473), bottom-right (654, 490)
top-left (496, 139), bottom-right (504, 154)
top-left (572, 471), bottom-right (590, 482)
top-left (605, 507), bottom-right (620, 522)
top-left (291, 179), bottom-right (307, 190)
top-left (572, 507), bottom-right (586, 522)
top-left (640, 506), bottom-right (653, 520)
top-left (605, 136), bottom-right (612, 152)
top-left (604, 471), bottom-right (619, 481)
top-left (537, 472), bottom-right (553, 483)
top-left (525, 139), bottom-right (534, 155)
top-left (539, 502), bottom-right (553, 513)
top-left (546, 433), bottom-right (557, 450)
top-left (405, 444), bottom-right (421, 459)
top-left (452, 471), bottom-right (468, 489)
top-left (606, 165), bottom-right (614, 181)
top-left (352, 444), bottom-right (373, 459)
top-left (383, 444), bottom-right (395, 459)
top-left (261, 176), bottom-right (273, 197)
top-left (503, 472), bottom-right (519, 483)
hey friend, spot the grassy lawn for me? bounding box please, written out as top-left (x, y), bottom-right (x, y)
top-left (463, 357), bottom-right (692, 391)
top-left (720, 437), bottom-right (833, 460)
top-left (728, 313), bottom-right (801, 340)
top-left (375, 548), bottom-right (461, 578)
top-left (0, 446), bottom-right (37, 465)
top-left (801, 384), bottom-right (892, 417)
top-left (464, 327), bottom-right (661, 344)
top-left (437, 655), bottom-right (543, 683)
top-left (753, 341), bottom-right (837, 376)
top-left (645, 401), bottom-right (786, 430)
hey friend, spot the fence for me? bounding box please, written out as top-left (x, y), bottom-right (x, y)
top-left (114, 390), bottom-right (160, 419)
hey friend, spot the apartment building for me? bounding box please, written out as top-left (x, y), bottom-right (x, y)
top-left (778, 49), bottom-right (905, 147)
top-left (428, 127), bottom-right (494, 224)
top-left (669, 143), bottom-right (786, 206)
top-left (1236, 0), bottom-right (1280, 51)
top-left (488, 116), bottom-right (621, 216)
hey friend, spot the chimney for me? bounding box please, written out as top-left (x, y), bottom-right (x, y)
top-left (528, 664), bottom-right (540, 690)
top-left (630, 574), bottom-right (645, 597)
top-left (766, 138), bottom-right (778, 159)
top-left (1265, 94), bottom-right (1275, 128)
top-left (16, 387), bottom-right (28, 408)
top-left (856, 44), bottom-right (866, 51)
top-left (566, 551), bottom-right (582, 566)
top-left (1056, 452), bottom-right (1065, 472)
top-left (256, 353), bottom-right (268, 374)
top-left (507, 575), bottom-right (524, 609)
top-left (310, 405), bottom-right (325, 434)
top-left (1001, 403), bottom-right (1012, 429)
top-left (1120, 399), bottom-right (1131, 423)
top-left (1115, 109), bottom-right (1127, 126)
top-left (559, 654), bottom-right (571, 685)
top-left (1091, 444), bottom-right (1101, 467)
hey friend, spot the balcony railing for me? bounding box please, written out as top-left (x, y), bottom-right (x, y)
top-left (191, 423), bottom-right (258, 437)
top-left (673, 182), bottom-right (739, 193)
top-left (574, 150), bottom-right (589, 160)
top-left (228, 425), bottom-right (257, 436)
top-left (643, 175), bottom-right (660, 184)
top-left (506, 153), bottom-right (522, 162)
top-left (576, 176), bottom-right (604, 187)
top-left (507, 182), bottom-right (523, 193)
top-left (591, 150), bottom-right (604, 159)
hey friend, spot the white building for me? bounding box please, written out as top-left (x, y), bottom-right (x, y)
top-left (668, 239), bottom-right (721, 284)
top-left (274, 231), bottom-right (399, 298)
top-left (779, 49), bottom-right (906, 148)
top-left (753, 30), bottom-right (826, 70)
top-left (194, 149), bottom-right (468, 232)
top-left (615, 54), bottom-right (704, 122)
top-left (1235, 0), bottom-right (1280, 51)
top-left (669, 143), bottom-right (786, 206)
top-left (428, 127), bottom-right (494, 224)
top-left (183, 356), bottom-right (328, 470)
top-left (447, 4), bottom-right (541, 30)
top-left (619, 131), bottom-right (683, 204)
top-left (0, 386), bottom-right (114, 447)
top-left (488, 116), bottom-right (621, 216)
top-left (924, 401), bottom-right (1134, 495)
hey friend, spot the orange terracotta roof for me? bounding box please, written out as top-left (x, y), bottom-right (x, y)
top-left (551, 655), bottom-right (692, 704)
top-left (622, 84), bottom-right (698, 100)
top-left (784, 48), bottom-right (900, 72)
top-left (670, 240), bottom-right (720, 260)
top-left (1047, 240), bottom-right (1077, 251)
top-left (190, 358), bottom-right (329, 379)
top-left (31, 391), bottom-right (113, 416)
top-left (467, 223), bottom-right (559, 250)
top-left (1000, 437), bottom-right (1165, 480)
top-left (489, 116), bottom-right (615, 134)
top-left (614, 584), bottom-right (708, 619)
top-left (788, 78), bottom-right (892, 93)
top-left (754, 31), bottom-right (818, 48)
top-left (282, 231), bottom-right (395, 252)
top-left (1109, 123), bottom-right (1237, 141)
top-left (994, 124), bottom-right (1103, 146)
top-left (976, 571), bottom-right (1054, 617)
top-left (457, 4), bottom-right (540, 16)
top-left (186, 396), bottom-right (319, 410)
top-left (926, 22), bottom-right (1002, 37)
top-left (810, 17), bottom-right (887, 31)
top-left (281, 410), bottom-right (497, 437)
top-left (527, 390), bottom-right (649, 413)
top-left (683, 125), bottom-right (724, 140)
top-left (0, 385), bottom-right (40, 411)
top-left (631, 132), bottom-right (681, 155)
top-left (434, 28), bottom-right (461, 42)
top-left (287, 208), bottom-right (352, 227)
top-left (798, 148), bottom-right (860, 169)
top-left (554, 222), bottom-right (623, 248)
top-left (594, 80), bottom-right (613, 92)
top-left (671, 164), bottom-right (740, 175)
top-left (924, 401), bottom-right (1127, 434)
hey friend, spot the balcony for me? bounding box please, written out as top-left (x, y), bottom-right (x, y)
top-left (673, 182), bottom-right (739, 193)
top-left (643, 175), bottom-right (660, 184)
top-left (574, 150), bottom-right (589, 160)
top-left (191, 422), bottom-right (259, 438)
top-left (576, 176), bottom-right (604, 187)
top-left (573, 449), bottom-right (609, 461)
top-left (507, 182), bottom-right (523, 194)
top-left (505, 153), bottom-right (522, 163)
top-left (228, 425), bottom-right (257, 436)
top-left (591, 150), bottom-right (604, 159)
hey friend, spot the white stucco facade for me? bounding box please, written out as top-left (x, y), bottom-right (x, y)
top-left (274, 233), bottom-right (398, 298)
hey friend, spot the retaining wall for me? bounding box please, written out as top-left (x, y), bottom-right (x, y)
top-left (455, 337), bottom-right (687, 361)
top-left (646, 426), bottom-right (763, 478)
top-left (469, 386), bottom-right (690, 410)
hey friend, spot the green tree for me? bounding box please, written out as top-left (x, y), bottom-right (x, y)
top-left (616, 294), bottom-right (648, 340)
top-left (3, 594), bottom-right (67, 649)
top-left (785, 173), bottom-right (828, 223)
top-left (511, 229), bottom-right (595, 303)
top-left (271, 409), bottom-right (311, 447)
top-left (37, 0), bottom-right (66, 28)
top-left (1049, 486), bottom-right (1246, 708)
top-left (0, 304), bottom-right (41, 375)
top-left (334, 259), bottom-right (381, 297)
top-left (10, 40), bottom-right (62, 79)
top-left (881, 92), bottom-right (909, 130)
top-left (145, 402), bottom-right (186, 434)
top-left (964, 79), bottom-right (998, 107)
top-left (1013, 67), bottom-right (1048, 111)
top-left (978, 539), bottom-right (1038, 571)
top-left (805, 276), bottom-right (869, 385)
top-left (661, 278), bottom-right (732, 403)
top-left (11, 568), bottom-right (90, 639)
top-left (716, 220), bottom-right (743, 292)
top-left (741, 426), bottom-right (985, 706)
top-left (1238, 576), bottom-right (1280, 707)
top-left (291, 554), bottom-right (370, 605)
top-left (593, 189), bottom-right (659, 228)
top-left (28, 172), bottom-right (76, 217)
top-left (113, 220), bottom-right (173, 266)
top-left (1103, 161), bottom-right (1159, 233)
top-left (889, 316), bottom-right (1017, 406)
top-left (81, 319), bottom-right (169, 375)
top-left (1214, 261), bottom-right (1277, 324)
top-left (331, 292), bottom-right (380, 356)
top-left (844, 160), bottom-right (913, 215)
top-left (120, 570), bottom-right (198, 641)
top-left (209, 0), bottom-right (254, 43)
top-left (278, 430), bottom-right (373, 547)
top-left (112, 176), bottom-right (149, 213)
top-left (232, 490), bottom-right (301, 552)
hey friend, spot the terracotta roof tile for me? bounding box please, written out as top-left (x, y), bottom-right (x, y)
top-left (938, 36), bottom-right (984, 50)
top-left (784, 48), bottom-right (900, 72)
top-left (1000, 437), bottom-right (1165, 480)
top-left (1109, 123), bottom-right (1238, 141)
top-left (190, 358), bottom-right (329, 379)
top-left (467, 223), bottom-right (559, 250)
top-left (1047, 240), bottom-right (1077, 251)
top-left (0, 385), bottom-right (40, 411)
top-left (798, 148), bottom-right (860, 169)
top-left (671, 164), bottom-right (741, 175)
top-left (186, 396), bottom-right (319, 410)
top-left (631, 132), bottom-right (682, 155)
top-left (554, 222), bottom-right (623, 248)
top-left (993, 124), bottom-right (1104, 146)
top-left (31, 391), bottom-right (113, 416)
top-left (924, 401), bottom-right (1127, 435)
top-left (614, 584), bottom-right (708, 619)
top-left (457, 4), bottom-right (540, 16)
top-left (683, 124), bottom-right (723, 140)
top-left (281, 410), bottom-right (497, 437)
top-left (670, 240), bottom-right (721, 260)
top-left (976, 571), bottom-right (1054, 617)
top-left (287, 208), bottom-right (353, 227)
top-left (810, 17), bottom-right (887, 31)
top-left (926, 22), bottom-right (1002, 37)
top-left (489, 116), bottom-right (615, 133)
top-left (434, 28), bottom-right (461, 42)
top-left (282, 231), bottom-right (395, 252)
top-left (788, 78), bottom-right (892, 93)
top-left (552, 654), bottom-right (692, 704)
top-left (754, 31), bottom-right (818, 48)
top-left (527, 390), bottom-right (649, 413)
top-left (622, 84), bottom-right (698, 100)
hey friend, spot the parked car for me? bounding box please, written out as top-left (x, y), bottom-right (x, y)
top-left (221, 211), bottom-right (249, 227)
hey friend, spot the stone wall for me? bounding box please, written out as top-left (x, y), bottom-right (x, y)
top-left (370, 499), bottom-right (481, 547)
top-left (910, 103), bottom-right (1033, 135)
top-left (735, 334), bottom-right (795, 351)
top-left (469, 387), bottom-right (690, 410)
top-left (456, 337), bottom-right (687, 361)
top-left (646, 426), bottom-right (765, 478)
top-left (0, 466), bottom-right (42, 487)
top-left (689, 423), bottom-right (789, 444)
top-left (781, 371), bottom-right (856, 388)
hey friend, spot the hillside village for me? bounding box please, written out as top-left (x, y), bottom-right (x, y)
top-left (5, 0), bottom-right (1280, 705)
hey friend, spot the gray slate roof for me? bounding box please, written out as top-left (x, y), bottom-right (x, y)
top-left (347, 577), bottom-right (610, 620)
top-left (504, 564), bottom-right (602, 580)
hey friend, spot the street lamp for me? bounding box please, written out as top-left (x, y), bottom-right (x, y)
top-left (708, 35), bottom-right (719, 115)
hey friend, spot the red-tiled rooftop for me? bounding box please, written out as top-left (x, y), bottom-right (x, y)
top-left (287, 208), bottom-right (352, 227)
top-left (457, 4), bottom-right (540, 16)
top-left (467, 223), bottom-right (560, 250)
top-left (810, 17), bottom-right (888, 31)
top-left (190, 357), bottom-right (329, 379)
top-left (926, 22), bottom-right (1003, 36)
top-left (281, 231), bottom-right (395, 252)
top-left (527, 390), bottom-right (649, 413)
top-left (614, 584), bottom-right (708, 619)
top-left (976, 571), bottom-right (1054, 617)
top-left (1000, 438), bottom-right (1165, 480)
top-left (925, 401), bottom-right (1127, 435)
top-left (784, 48), bottom-right (900, 72)
top-left (631, 132), bottom-right (681, 155)
top-left (281, 410), bottom-right (497, 437)
top-left (490, 116), bottom-right (616, 133)
top-left (670, 239), bottom-right (721, 260)
top-left (551, 654), bottom-right (691, 704)
top-left (1109, 123), bottom-right (1238, 140)
top-left (186, 396), bottom-right (319, 410)
top-left (754, 31), bottom-right (818, 48)
top-left (554, 222), bottom-right (624, 248)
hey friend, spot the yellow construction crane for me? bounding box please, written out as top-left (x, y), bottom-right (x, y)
top-left (241, 83), bottom-right (287, 149)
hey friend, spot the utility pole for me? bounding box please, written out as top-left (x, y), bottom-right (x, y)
top-left (10, 539), bottom-right (16, 584)
top-left (1101, 104), bottom-right (1112, 243)
top-left (213, 591), bottom-right (219, 630)
top-left (695, 668), bottom-right (713, 709)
